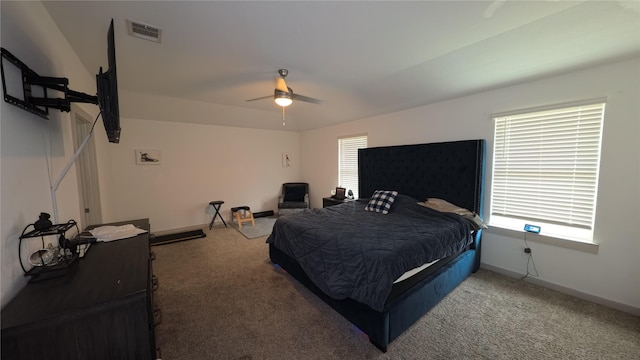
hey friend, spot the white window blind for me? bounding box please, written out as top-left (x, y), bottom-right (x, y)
top-left (339, 135), bottom-right (367, 199)
top-left (491, 101), bottom-right (605, 234)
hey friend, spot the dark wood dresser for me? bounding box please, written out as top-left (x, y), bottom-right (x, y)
top-left (1, 219), bottom-right (158, 360)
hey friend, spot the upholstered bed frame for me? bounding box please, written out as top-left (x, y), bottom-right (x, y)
top-left (269, 139), bottom-right (486, 352)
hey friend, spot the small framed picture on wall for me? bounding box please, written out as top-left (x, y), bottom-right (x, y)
top-left (135, 149), bottom-right (161, 165)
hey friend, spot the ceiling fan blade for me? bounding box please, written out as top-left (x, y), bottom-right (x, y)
top-left (275, 77), bottom-right (289, 93)
top-left (291, 93), bottom-right (323, 104)
top-left (245, 95), bottom-right (273, 102)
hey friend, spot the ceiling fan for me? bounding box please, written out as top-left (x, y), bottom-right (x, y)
top-left (246, 69), bottom-right (323, 107)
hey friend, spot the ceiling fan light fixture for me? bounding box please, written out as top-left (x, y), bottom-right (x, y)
top-left (274, 93), bottom-right (292, 107)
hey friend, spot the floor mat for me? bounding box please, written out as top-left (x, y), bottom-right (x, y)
top-left (232, 216), bottom-right (277, 239)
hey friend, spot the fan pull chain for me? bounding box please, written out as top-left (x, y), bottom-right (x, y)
top-left (282, 107), bottom-right (286, 126)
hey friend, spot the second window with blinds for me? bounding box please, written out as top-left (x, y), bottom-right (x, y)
top-left (338, 135), bottom-right (367, 200)
top-left (490, 100), bottom-right (605, 243)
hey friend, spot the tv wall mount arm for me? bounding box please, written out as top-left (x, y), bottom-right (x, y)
top-left (1, 47), bottom-right (102, 223)
top-left (1, 47), bottom-right (98, 119)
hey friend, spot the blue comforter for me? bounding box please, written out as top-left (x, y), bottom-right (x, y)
top-left (266, 194), bottom-right (472, 311)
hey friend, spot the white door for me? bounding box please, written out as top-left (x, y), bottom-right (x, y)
top-left (72, 107), bottom-right (103, 226)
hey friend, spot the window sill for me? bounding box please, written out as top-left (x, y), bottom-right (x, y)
top-left (485, 225), bottom-right (599, 254)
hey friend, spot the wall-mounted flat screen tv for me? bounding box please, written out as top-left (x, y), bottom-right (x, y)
top-left (96, 19), bottom-right (120, 143)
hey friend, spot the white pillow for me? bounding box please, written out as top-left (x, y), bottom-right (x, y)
top-left (418, 198), bottom-right (488, 230)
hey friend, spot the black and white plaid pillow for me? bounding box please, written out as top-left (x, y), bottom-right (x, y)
top-left (365, 190), bottom-right (399, 214)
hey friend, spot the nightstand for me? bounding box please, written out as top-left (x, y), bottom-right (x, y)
top-left (322, 197), bottom-right (355, 208)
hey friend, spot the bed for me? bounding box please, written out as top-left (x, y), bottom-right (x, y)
top-left (267, 139), bottom-right (485, 352)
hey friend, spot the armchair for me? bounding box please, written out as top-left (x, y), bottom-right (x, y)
top-left (278, 182), bottom-right (310, 215)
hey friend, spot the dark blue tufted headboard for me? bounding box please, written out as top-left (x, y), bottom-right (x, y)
top-left (358, 139), bottom-right (485, 215)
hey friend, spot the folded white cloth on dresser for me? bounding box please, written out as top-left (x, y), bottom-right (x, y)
top-left (89, 224), bottom-right (148, 242)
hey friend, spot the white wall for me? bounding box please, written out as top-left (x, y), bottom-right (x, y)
top-left (1, 2), bottom-right (100, 306)
top-left (103, 116), bottom-right (300, 232)
top-left (300, 57), bottom-right (640, 311)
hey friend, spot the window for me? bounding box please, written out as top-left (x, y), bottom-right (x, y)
top-left (490, 100), bottom-right (605, 242)
top-left (338, 135), bottom-right (367, 199)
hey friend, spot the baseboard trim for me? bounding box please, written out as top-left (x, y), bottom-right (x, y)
top-left (480, 263), bottom-right (640, 316)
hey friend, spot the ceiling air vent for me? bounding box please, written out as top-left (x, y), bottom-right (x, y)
top-left (126, 19), bottom-right (162, 43)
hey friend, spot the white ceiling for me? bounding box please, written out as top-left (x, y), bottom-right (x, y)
top-left (41, 1), bottom-right (640, 131)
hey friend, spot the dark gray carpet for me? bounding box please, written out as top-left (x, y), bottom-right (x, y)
top-left (151, 226), bottom-right (640, 360)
